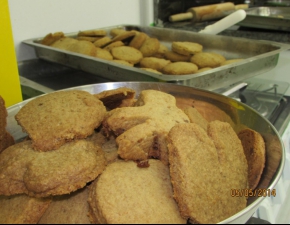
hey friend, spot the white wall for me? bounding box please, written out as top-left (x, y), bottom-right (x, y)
top-left (8, 0), bottom-right (153, 62)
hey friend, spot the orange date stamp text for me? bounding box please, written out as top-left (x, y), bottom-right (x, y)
top-left (231, 189), bottom-right (276, 197)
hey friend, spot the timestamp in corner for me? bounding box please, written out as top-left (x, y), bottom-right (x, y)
top-left (231, 188), bottom-right (277, 197)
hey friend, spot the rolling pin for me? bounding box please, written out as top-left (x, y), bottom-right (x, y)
top-left (169, 2), bottom-right (236, 23)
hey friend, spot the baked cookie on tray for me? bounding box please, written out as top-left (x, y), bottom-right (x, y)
top-left (102, 90), bottom-right (190, 165)
top-left (167, 121), bottom-right (248, 224)
top-left (38, 186), bottom-right (91, 224)
top-left (0, 139), bottom-right (107, 197)
top-left (0, 194), bottom-right (51, 224)
top-left (15, 90), bottom-right (106, 152)
top-left (87, 160), bottom-right (186, 224)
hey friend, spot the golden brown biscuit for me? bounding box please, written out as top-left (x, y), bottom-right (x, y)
top-left (190, 52), bottom-right (226, 68)
top-left (50, 37), bottom-right (79, 51)
top-left (139, 57), bottom-right (171, 72)
top-left (94, 87), bottom-right (136, 110)
top-left (172, 41), bottom-right (203, 56)
top-left (103, 90), bottom-right (190, 165)
top-left (0, 194), bottom-right (51, 224)
top-left (238, 128), bottom-right (266, 190)
top-left (109, 28), bottom-right (126, 37)
top-left (76, 36), bottom-right (102, 42)
top-left (221, 58), bottom-right (244, 66)
top-left (168, 122), bottom-right (248, 224)
top-left (111, 46), bottom-right (143, 64)
top-left (103, 41), bottom-right (124, 51)
top-left (67, 40), bottom-right (97, 57)
top-left (111, 30), bottom-right (136, 43)
top-left (175, 98), bottom-right (236, 128)
top-left (77, 29), bottom-right (107, 37)
top-left (95, 47), bottom-right (113, 60)
top-left (38, 187), bottom-right (91, 224)
top-left (87, 160), bottom-right (186, 224)
top-left (140, 68), bottom-right (163, 74)
top-left (164, 51), bottom-right (191, 62)
top-left (15, 90), bottom-right (106, 151)
top-left (152, 44), bottom-right (169, 58)
top-left (128, 32), bottom-right (147, 49)
top-left (139, 37), bottom-right (160, 57)
top-left (41, 32), bottom-right (65, 46)
top-left (93, 36), bottom-right (112, 48)
top-left (162, 62), bottom-right (198, 75)
top-left (0, 139), bottom-right (107, 197)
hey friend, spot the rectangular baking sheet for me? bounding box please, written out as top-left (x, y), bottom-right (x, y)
top-left (22, 24), bottom-right (290, 91)
top-left (235, 7), bottom-right (290, 31)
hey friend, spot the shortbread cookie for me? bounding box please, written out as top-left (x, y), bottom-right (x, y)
top-left (139, 37), bottom-right (160, 57)
top-left (50, 37), bottom-right (79, 51)
top-left (111, 46), bottom-right (143, 64)
top-left (153, 44), bottom-right (169, 58)
top-left (168, 122), bottom-right (247, 224)
top-left (78, 29), bottom-right (107, 37)
top-left (129, 32), bottom-right (147, 49)
top-left (41, 32), bottom-right (65, 46)
top-left (0, 194), bottom-right (51, 224)
top-left (164, 51), bottom-right (191, 62)
top-left (67, 40), bottom-right (97, 57)
top-left (111, 30), bottom-right (136, 43)
top-left (238, 128), bottom-right (266, 190)
top-left (76, 36), bottom-right (102, 42)
top-left (103, 41), bottom-right (124, 51)
top-left (172, 41), bottom-right (203, 56)
top-left (103, 90), bottom-right (190, 165)
top-left (0, 139), bottom-right (107, 197)
top-left (190, 52), bottom-right (226, 68)
top-left (162, 62), bottom-right (198, 75)
top-left (139, 57), bottom-right (171, 72)
top-left (109, 28), bottom-right (126, 37)
top-left (15, 90), bottom-right (106, 151)
top-left (93, 36), bottom-right (112, 48)
top-left (87, 160), bottom-right (186, 224)
top-left (0, 132), bottom-right (15, 154)
top-left (95, 47), bottom-right (113, 60)
top-left (38, 187), bottom-right (91, 224)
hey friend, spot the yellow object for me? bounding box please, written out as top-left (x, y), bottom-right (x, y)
top-left (0, 0), bottom-right (22, 107)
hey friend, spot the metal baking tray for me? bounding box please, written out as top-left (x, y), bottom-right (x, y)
top-left (22, 24), bottom-right (290, 91)
top-left (234, 7), bottom-right (290, 31)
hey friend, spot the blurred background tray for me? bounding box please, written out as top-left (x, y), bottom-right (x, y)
top-left (235, 7), bottom-right (290, 31)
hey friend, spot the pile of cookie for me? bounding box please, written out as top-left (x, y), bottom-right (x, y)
top-left (0, 87), bottom-right (267, 224)
top-left (40, 28), bottom-right (243, 75)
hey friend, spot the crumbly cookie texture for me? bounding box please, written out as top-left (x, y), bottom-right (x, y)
top-left (111, 46), bottom-right (143, 64)
top-left (103, 89), bottom-right (190, 165)
top-left (162, 62), bottom-right (198, 75)
top-left (190, 52), bottom-right (226, 68)
top-left (168, 121), bottom-right (248, 224)
top-left (87, 160), bottom-right (186, 224)
top-left (0, 139), bottom-right (107, 197)
top-left (172, 41), bottom-right (203, 56)
top-left (15, 90), bottom-right (106, 151)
